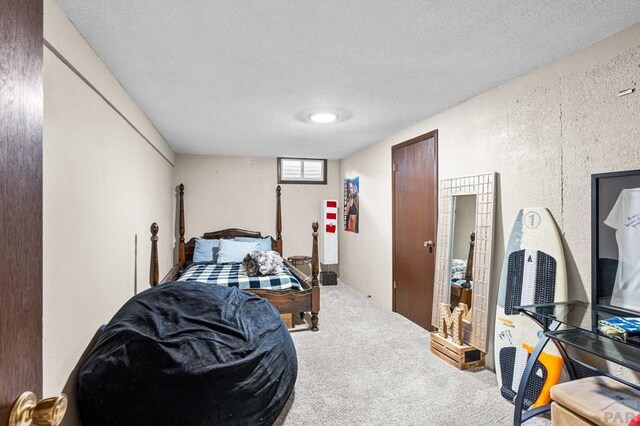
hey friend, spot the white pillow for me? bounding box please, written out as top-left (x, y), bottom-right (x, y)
top-left (193, 238), bottom-right (220, 263)
top-left (216, 239), bottom-right (259, 263)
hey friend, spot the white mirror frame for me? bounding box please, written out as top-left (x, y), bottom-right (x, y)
top-left (431, 172), bottom-right (496, 353)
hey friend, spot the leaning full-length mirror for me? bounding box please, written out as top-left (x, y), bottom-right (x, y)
top-left (432, 173), bottom-right (496, 352)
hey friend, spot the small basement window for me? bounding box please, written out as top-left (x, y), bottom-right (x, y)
top-left (277, 157), bottom-right (327, 184)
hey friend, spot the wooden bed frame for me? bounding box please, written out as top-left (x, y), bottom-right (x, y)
top-left (450, 232), bottom-right (475, 309)
top-left (149, 184), bottom-right (320, 331)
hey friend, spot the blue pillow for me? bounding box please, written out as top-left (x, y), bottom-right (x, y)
top-left (217, 240), bottom-right (259, 263)
top-left (234, 237), bottom-right (273, 251)
top-left (193, 238), bottom-right (220, 263)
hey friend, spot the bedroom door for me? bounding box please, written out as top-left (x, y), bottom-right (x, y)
top-left (392, 130), bottom-right (438, 330)
top-left (0, 0), bottom-right (44, 422)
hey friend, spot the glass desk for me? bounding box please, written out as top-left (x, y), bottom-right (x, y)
top-left (512, 301), bottom-right (640, 426)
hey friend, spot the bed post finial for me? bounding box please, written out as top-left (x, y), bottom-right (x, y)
top-left (464, 232), bottom-right (475, 287)
top-left (276, 185), bottom-right (283, 255)
top-left (178, 184), bottom-right (186, 266)
top-left (311, 221), bottom-right (320, 331)
top-left (150, 223), bottom-right (159, 287)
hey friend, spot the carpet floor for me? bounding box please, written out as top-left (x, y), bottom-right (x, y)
top-left (276, 283), bottom-right (549, 426)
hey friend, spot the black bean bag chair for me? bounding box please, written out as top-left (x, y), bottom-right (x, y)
top-left (77, 282), bottom-right (297, 426)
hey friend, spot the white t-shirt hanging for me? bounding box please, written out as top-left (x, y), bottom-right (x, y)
top-left (604, 188), bottom-right (640, 313)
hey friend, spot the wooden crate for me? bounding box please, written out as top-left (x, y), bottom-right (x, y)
top-left (430, 332), bottom-right (485, 370)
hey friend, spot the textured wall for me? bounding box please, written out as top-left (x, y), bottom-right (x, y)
top-left (339, 24), bottom-right (640, 369)
top-left (175, 155), bottom-right (339, 260)
top-left (43, 0), bottom-right (175, 396)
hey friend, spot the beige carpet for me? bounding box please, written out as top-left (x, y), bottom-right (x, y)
top-left (276, 283), bottom-right (550, 426)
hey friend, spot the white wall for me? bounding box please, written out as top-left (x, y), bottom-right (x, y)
top-left (43, 0), bottom-right (175, 396)
top-left (175, 155), bottom-right (339, 259)
top-left (340, 25), bottom-right (640, 370)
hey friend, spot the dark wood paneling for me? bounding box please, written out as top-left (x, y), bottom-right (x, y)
top-left (0, 0), bottom-right (43, 422)
top-left (392, 131), bottom-right (438, 330)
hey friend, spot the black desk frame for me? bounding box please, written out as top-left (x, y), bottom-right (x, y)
top-left (513, 307), bottom-right (640, 426)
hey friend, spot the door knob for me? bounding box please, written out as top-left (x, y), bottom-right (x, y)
top-left (424, 240), bottom-right (434, 253)
top-left (9, 392), bottom-right (68, 426)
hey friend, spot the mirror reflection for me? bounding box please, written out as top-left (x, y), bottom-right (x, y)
top-left (448, 194), bottom-right (477, 318)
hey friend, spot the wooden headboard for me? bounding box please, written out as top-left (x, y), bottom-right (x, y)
top-left (177, 184), bottom-right (283, 266)
top-left (184, 229), bottom-right (279, 266)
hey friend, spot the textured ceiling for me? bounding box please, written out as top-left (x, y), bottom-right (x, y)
top-left (55, 1), bottom-right (640, 159)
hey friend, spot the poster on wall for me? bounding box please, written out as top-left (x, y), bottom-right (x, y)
top-left (593, 169), bottom-right (640, 314)
top-left (344, 177), bottom-right (359, 233)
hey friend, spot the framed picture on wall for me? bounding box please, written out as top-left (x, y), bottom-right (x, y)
top-left (344, 177), bottom-right (359, 233)
top-left (592, 168), bottom-right (640, 315)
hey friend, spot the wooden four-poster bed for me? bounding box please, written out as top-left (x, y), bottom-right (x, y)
top-left (149, 184), bottom-right (320, 331)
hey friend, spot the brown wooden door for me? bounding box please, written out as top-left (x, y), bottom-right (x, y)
top-left (392, 131), bottom-right (438, 330)
top-left (0, 0), bottom-right (43, 422)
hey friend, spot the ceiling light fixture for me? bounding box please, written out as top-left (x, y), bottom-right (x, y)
top-left (297, 108), bottom-right (351, 124)
top-left (308, 112), bottom-right (339, 124)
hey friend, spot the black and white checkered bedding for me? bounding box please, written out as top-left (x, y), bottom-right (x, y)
top-left (177, 262), bottom-right (303, 291)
